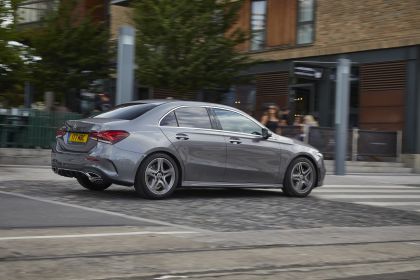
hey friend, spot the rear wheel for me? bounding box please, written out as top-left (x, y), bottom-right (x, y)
top-left (76, 174), bottom-right (111, 191)
top-left (283, 157), bottom-right (316, 197)
top-left (134, 153), bottom-right (179, 199)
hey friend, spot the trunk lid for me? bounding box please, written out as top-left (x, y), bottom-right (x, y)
top-left (57, 118), bottom-right (128, 153)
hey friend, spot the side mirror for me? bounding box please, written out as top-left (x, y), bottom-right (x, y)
top-left (262, 128), bottom-right (272, 139)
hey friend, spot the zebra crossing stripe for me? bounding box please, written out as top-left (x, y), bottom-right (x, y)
top-left (317, 190), bottom-right (420, 193)
top-left (321, 185), bottom-right (419, 189)
top-left (355, 202), bottom-right (420, 206)
top-left (313, 195), bottom-right (420, 199)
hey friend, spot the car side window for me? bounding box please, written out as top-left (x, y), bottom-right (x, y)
top-left (213, 108), bottom-right (262, 135)
top-left (174, 107), bottom-right (212, 129)
top-left (160, 111), bottom-right (178, 127)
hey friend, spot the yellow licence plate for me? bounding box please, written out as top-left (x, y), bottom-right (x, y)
top-left (69, 133), bottom-right (89, 143)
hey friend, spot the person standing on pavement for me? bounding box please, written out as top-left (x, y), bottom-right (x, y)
top-left (260, 105), bottom-right (280, 134)
top-left (301, 114), bottom-right (319, 141)
top-left (280, 107), bottom-right (291, 126)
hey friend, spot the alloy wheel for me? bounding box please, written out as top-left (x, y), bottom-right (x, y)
top-left (290, 161), bottom-right (314, 193)
top-left (144, 157), bottom-right (176, 195)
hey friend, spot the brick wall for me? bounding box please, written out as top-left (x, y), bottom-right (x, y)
top-left (250, 0), bottom-right (420, 61)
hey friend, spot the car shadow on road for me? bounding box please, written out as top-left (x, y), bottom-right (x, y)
top-left (64, 186), bottom-right (288, 200)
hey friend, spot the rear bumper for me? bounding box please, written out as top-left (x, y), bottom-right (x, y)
top-left (51, 143), bottom-right (144, 186)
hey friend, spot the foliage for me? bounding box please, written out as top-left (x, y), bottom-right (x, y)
top-left (0, 0), bottom-right (26, 101)
top-left (27, 0), bottom-right (110, 101)
top-left (132, 0), bottom-right (251, 98)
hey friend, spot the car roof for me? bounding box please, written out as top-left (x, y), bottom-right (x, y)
top-left (121, 99), bottom-right (233, 109)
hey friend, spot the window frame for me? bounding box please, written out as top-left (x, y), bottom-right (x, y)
top-left (296, 0), bottom-right (316, 46)
top-left (159, 106), bottom-right (217, 130)
top-left (159, 106), bottom-right (266, 138)
top-left (211, 107), bottom-right (265, 136)
top-left (160, 111), bottom-right (179, 127)
top-left (249, 0), bottom-right (268, 51)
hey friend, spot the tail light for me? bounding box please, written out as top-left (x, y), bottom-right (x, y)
top-left (56, 127), bottom-right (66, 138)
top-left (90, 130), bottom-right (129, 144)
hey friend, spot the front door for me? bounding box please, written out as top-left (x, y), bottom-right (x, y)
top-left (212, 108), bottom-right (282, 184)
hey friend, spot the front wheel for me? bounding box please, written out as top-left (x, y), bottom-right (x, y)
top-left (134, 153), bottom-right (179, 199)
top-left (283, 157), bottom-right (316, 197)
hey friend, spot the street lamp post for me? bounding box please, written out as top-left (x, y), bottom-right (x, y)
top-left (334, 58), bottom-right (351, 175)
top-left (116, 26), bottom-right (136, 105)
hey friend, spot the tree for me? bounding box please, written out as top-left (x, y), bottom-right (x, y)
top-left (28, 0), bottom-right (110, 104)
top-left (0, 0), bottom-right (26, 102)
top-left (132, 0), bottom-right (251, 98)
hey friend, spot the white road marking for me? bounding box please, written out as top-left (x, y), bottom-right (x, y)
top-left (355, 202), bottom-right (420, 206)
top-left (0, 231), bottom-right (196, 241)
top-left (155, 276), bottom-right (188, 280)
top-left (321, 185), bottom-right (419, 189)
top-left (0, 191), bottom-right (209, 233)
top-left (314, 185), bottom-right (420, 212)
top-left (317, 189), bottom-right (420, 193)
top-left (313, 195), bottom-right (420, 199)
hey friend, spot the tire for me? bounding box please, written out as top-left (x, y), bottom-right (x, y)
top-left (134, 153), bottom-right (179, 199)
top-left (76, 174), bottom-right (111, 191)
top-left (283, 157), bottom-right (317, 197)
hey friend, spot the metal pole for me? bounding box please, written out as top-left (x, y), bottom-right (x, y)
top-left (396, 130), bottom-right (403, 163)
top-left (351, 128), bottom-right (358, 162)
top-left (116, 26), bottom-right (136, 105)
top-left (334, 58), bottom-right (351, 175)
top-left (24, 81), bottom-right (32, 109)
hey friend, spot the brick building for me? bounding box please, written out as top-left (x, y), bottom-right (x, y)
top-left (110, 0), bottom-right (420, 166)
top-left (227, 0), bottom-right (420, 165)
top-left (17, 0), bottom-right (109, 26)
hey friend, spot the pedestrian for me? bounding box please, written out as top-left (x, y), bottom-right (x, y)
top-left (260, 104), bottom-right (280, 134)
top-left (293, 115), bottom-right (303, 126)
top-left (301, 114), bottom-right (319, 141)
top-left (303, 115), bottom-right (319, 127)
top-left (95, 93), bottom-right (111, 112)
top-left (293, 115), bottom-right (304, 140)
top-left (280, 107), bottom-right (291, 125)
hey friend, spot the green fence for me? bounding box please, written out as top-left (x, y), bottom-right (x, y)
top-left (0, 110), bottom-right (83, 149)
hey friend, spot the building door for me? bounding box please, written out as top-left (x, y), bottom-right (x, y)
top-left (290, 84), bottom-right (315, 118)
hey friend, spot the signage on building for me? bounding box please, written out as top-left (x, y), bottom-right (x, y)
top-left (294, 66), bottom-right (323, 79)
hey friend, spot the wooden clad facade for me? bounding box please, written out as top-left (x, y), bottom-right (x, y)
top-left (359, 61), bottom-right (406, 131)
top-left (266, 0), bottom-right (297, 47)
top-left (232, 0), bottom-right (251, 52)
top-left (234, 0), bottom-right (299, 51)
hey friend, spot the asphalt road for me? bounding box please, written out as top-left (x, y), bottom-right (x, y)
top-left (1, 166), bottom-right (420, 280)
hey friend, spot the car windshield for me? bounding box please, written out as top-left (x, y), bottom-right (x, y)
top-left (94, 103), bottom-right (159, 120)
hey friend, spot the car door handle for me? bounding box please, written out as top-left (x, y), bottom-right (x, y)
top-left (175, 133), bottom-right (189, 140)
top-left (229, 137), bottom-right (241, 144)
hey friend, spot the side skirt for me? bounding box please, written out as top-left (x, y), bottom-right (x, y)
top-left (181, 181), bottom-right (283, 188)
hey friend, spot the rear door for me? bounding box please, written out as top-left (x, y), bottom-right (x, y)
top-left (159, 106), bottom-right (227, 182)
top-left (211, 108), bottom-right (282, 184)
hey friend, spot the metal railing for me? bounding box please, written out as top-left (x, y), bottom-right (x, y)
top-left (0, 109), bottom-right (82, 149)
top-left (280, 125), bottom-right (402, 161)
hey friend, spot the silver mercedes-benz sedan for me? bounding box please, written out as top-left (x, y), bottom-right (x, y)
top-left (52, 100), bottom-right (325, 199)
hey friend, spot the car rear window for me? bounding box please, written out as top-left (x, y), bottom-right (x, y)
top-left (94, 103), bottom-right (158, 120)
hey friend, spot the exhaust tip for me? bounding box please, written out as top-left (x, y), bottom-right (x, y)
top-left (84, 172), bottom-right (104, 183)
